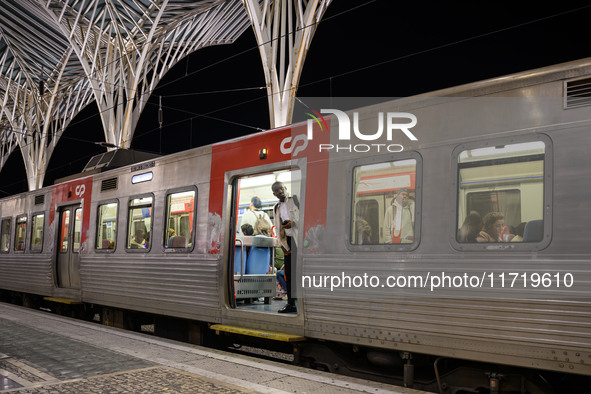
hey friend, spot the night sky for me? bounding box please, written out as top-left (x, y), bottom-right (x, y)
top-left (1, 0), bottom-right (590, 195)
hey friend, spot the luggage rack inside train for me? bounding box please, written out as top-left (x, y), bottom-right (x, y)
top-left (234, 235), bottom-right (278, 304)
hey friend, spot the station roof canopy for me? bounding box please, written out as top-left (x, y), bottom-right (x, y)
top-left (0, 0), bottom-right (249, 89)
top-left (0, 0), bottom-right (251, 189)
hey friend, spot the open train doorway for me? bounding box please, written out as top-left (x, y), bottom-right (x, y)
top-left (227, 168), bottom-right (302, 314)
top-left (56, 204), bottom-right (82, 288)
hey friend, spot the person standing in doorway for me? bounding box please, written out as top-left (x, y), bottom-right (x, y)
top-left (272, 181), bottom-right (299, 313)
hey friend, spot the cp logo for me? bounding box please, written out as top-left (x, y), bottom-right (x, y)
top-left (75, 184), bottom-right (86, 197)
top-left (280, 135), bottom-right (308, 157)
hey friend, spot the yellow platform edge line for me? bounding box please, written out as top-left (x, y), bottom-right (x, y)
top-left (43, 297), bottom-right (83, 305)
top-left (210, 324), bottom-right (305, 343)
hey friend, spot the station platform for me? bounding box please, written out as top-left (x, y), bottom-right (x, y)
top-left (0, 303), bottom-right (427, 393)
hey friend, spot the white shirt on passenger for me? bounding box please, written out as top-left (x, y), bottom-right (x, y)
top-left (278, 202), bottom-right (293, 237)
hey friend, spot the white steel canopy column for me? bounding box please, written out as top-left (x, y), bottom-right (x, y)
top-left (44, 0), bottom-right (250, 150)
top-left (0, 0), bottom-right (251, 191)
top-left (0, 0), bottom-right (94, 191)
top-left (242, 0), bottom-right (332, 128)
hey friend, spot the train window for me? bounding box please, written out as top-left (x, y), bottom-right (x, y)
top-left (96, 202), bottom-right (118, 251)
top-left (131, 172), bottom-right (153, 184)
top-left (126, 195), bottom-right (153, 250)
top-left (59, 210), bottom-right (70, 252)
top-left (1, 218), bottom-right (10, 252)
top-left (72, 209), bottom-right (82, 253)
top-left (164, 189), bottom-right (196, 250)
top-left (350, 157), bottom-right (419, 248)
top-left (456, 140), bottom-right (547, 245)
top-left (30, 213), bottom-right (44, 252)
top-left (14, 215), bottom-right (27, 252)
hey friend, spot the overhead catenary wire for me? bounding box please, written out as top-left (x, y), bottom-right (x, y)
top-left (65, 2), bottom-right (591, 133)
top-left (7, 1), bottom-right (589, 138)
top-left (2, 2), bottom-right (590, 176)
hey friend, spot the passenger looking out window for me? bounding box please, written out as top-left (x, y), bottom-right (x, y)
top-left (476, 212), bottom-right (505, 243)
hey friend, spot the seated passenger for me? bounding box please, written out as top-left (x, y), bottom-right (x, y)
top-left (241, 223), bottom-right (254, 236)
top-left (274, 267), bottom-right (287, 300)
top-left (32, 238), bottom-right (42, 251)
top-left (272, 247), bottom-right (286, 300)
top-left (355, 215), bottom-right (372, 245)
top-left (457, 212), bottom-right (482, 243)
top-left (130, 229), bottom-right (147, 248)
top-left (167, 228), bottom-right (177, 247)
top-left (510, 222), bottom-right (526, 242)
top-left (476, 212), bottom-right (504, 242)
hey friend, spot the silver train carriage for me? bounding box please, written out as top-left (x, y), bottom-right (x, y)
top-left (1, 58), bottom-right (591, 392)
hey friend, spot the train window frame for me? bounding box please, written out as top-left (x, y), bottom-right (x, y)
top-left (451, 134), bottom-right (553, 252)
top-left (29, 212), bottom-right (45, 253)
top-left (0, 217), bottom-right (11, 253)
top-left (346, 151), bottom-right (423, 253)
top-left (95, 199), bottom-right (119, 253)
top-left (58, 208), bottom-right (71, 254)
top-left (125, 193), bottom-right (154, 253)
top-left (163, 186), bottom-right (197, 253)
top-left (72, 207), bottom-right (83, 254)
top-left (14, 214), bottom-right (27, 253)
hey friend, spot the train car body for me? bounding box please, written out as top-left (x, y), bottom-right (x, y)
top-left (2, 58), bottom-right (591, 392)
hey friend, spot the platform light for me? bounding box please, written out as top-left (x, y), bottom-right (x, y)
top-left (259, 148), bottom-right (267, 159)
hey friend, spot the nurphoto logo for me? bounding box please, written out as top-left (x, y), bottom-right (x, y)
top-left (281, 108), bottom-right (418, 157)
top-left (308, 109), bottom-right (417, 153)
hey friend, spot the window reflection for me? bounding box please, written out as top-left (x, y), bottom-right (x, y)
top-left (457, 141), bottom-right (545, 243)
top-left (352, 160), bottom-right (417, 245)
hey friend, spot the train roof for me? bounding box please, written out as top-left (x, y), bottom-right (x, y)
top-left (416, 57), bottom-right (591, 99)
